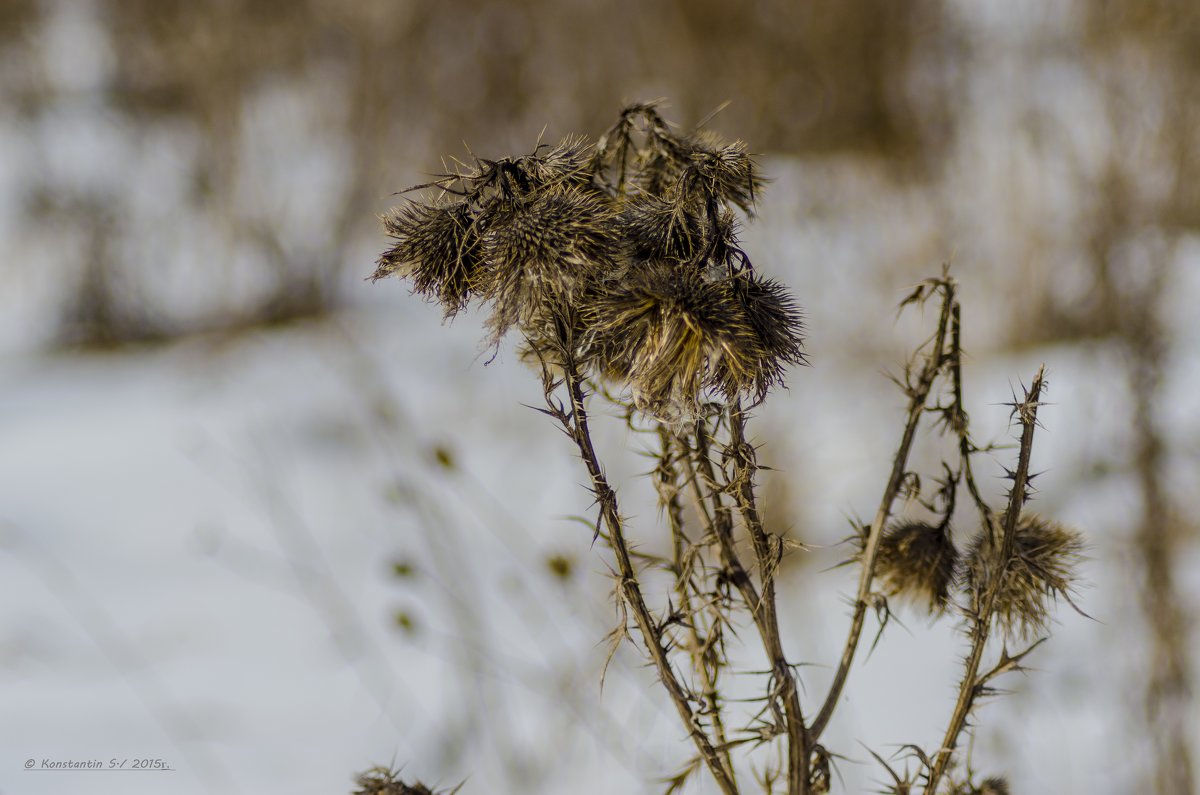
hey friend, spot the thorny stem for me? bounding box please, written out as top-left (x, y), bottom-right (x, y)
top-left (691, 415), bottom-right (811, 794)
top-left (924, 367), bottom-right (1046, 793)
top-left (810, 278), bottom-right (956, 742)
top-left (727, 401), bottom-right (811, 794)
top-left (554, 360), bottom-right (739, 795)
top-left (655, 424), bottom-right (737, 784)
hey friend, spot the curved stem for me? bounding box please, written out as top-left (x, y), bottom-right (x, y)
top-left (810, 280), bottom-right (956, 742)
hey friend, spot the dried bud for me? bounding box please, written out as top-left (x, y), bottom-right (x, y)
top-left (354, 766), bottom-right (439, 795)
top-left (518, 134), bottom-right (596, 190)
top-left (874, 520), bottom-right (959, 613)
top-left (373, 200), bottom-right (481, 317)
top-left (966, 513), bottom-right (1084, 639)
top-left (948, 775), bottom-right (1010, 795)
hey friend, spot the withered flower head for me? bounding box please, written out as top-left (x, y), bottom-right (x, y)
top-left (479, 185), bottom-right (618, 342)
top-left (710, 272), bottom-right (806, 402)
top-left (621, 193), bottom-right (704, 263)
top-left (874, 521), bottom-right (959, 614)
top-left (584, 261), bottom-right (741, 418)
top-left (683, 130), bottom-right (765, 214)
top-left (518, 134), bottom-right (595, 190)
top-left (373, 200), bottom-right (481, 317)
top-left (965, 513), bottom-right (1085, 639)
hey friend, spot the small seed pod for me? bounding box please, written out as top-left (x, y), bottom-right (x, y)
top-left (373, 200), bottom-right (482, 317)
top-left (519, 134), bottom-right (596, 190)
top-left (965, 513), bottom-right (1084, 639)
top-left (948, 775), bottom-right (1011, 795)
top-left (874, 520), bottom-right (959, 613)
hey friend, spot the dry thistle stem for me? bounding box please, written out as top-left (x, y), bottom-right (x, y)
top-left (965, 512), bottom-right (1085, 639)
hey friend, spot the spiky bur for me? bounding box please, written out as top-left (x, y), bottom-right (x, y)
top-left (873, 521), bottom-right (959, 614)
top-left (478, 185), bottom-right (617, 344)
top-left (948, 775), bottom-right (1010, 795)
top-left (374, 201), bottom-right (481, 317)
top-left (681, 131), bottom-right (764, 214)
top-left (353, 766), bottom-right (456, 795)
top-left (965, 513), bottom-right (1085, 639)
top-left (373, 104), bottom-right (804, 419)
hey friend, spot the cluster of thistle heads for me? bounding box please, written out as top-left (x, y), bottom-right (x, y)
top-left (373, 103), bottom-right (806, 419)
top-left (873, 513), bottom-right (1084, 638)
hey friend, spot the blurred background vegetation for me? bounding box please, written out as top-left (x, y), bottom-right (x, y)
top-left (1, 2), bottom-right (1197, 794)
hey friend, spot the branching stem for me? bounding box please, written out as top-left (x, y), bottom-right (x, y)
top-left (554, 360), bottom-right (739, 795)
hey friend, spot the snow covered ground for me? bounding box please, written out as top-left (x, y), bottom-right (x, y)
top-left (3, 188), bottom-right (1194, 794)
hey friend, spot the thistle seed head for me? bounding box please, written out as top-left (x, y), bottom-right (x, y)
top-left (966, 513), bottom-right (1085, 639)
top-left (518, 134), bottom-right (596, 191)
top-left (479, 186), bottom-right (618, 342)
top-left (353, 766), bottom-right (438, 795)
top-left (948, 775), bottom-right (1010, 795)
top-left (373, 200), bottom-right (481, 317)
top-left (874, 521), bottom-right (959, 614)
top-left (373, 104), bottom-right (805, 415)
top-left (584, 261), bottom-right (741, 418)
top-left (710, 272), bottom-right (807, 402)
top-left (620, 193), bottom-right (704, 263)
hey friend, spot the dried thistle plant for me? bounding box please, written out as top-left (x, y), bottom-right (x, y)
top-left (367, 105), bottom-right (1085, 795)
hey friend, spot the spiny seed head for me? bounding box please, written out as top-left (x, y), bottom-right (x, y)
top-left (965, 513), bottom-right (1085, 639)
top-left (584, 261), bottom-right (742, 418)
top-left (373, 104), bottom-right (806, 415)
top-left (683, 131), bottom-right (765, 214)
top-left (517, 134), bottom-right (596, 191)
top-left (711, 272), bottom-right (807, 403)
top-left (353, 766), bottom-right (438, 795)
top-left (621, 193), bottom-right (704, 263)
top-left (478, 186), bottom-right (618, 342)
top-left (373, 200), bottom-right (481, 317)
top-left (873, 521), bottom-right (959, 614)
